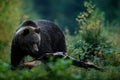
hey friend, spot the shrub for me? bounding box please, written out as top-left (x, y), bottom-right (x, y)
top-left (75, 1), bottom-right (115, 63)
top-left (0, 0), bottom-right (22, 61)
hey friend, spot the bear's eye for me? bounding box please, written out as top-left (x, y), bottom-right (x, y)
top-left (33, 42), bottom-right (36, 44)
top-left (22, 29), bottom-right (29, 36)
top-left (31, 41), bottom-right (38, 44)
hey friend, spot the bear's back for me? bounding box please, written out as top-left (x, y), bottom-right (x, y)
top-left (35, 20), bottom-right (62, 34)
top-left (35, 20), bottom-right (66, 53)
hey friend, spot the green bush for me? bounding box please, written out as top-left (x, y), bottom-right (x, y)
top-left (0, 0), bottom-right (22, 61)
top-left (75, 1), bottom-right (116, 63)
top-left (0, 59), bottom-right (120, 80)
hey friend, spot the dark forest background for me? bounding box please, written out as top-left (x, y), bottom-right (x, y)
top-left (22, 0), bottom-right (120, 34)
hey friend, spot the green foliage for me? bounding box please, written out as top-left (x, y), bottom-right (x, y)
top-left (0, 0), bottom-right (22, 61)
top-left (0, 59), bottom-right (120, 80)
top-left (75, 1), bottom-right (115, 62)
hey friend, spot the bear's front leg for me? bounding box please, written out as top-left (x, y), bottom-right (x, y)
top-left (11, 52), bottom-right (25, 70)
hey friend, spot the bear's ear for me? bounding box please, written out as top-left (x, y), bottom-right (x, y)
top-left (34, 28), bottom-right (40, 34)
top-left (21, 20), bottom-right (37, 27)
top-left (22, 28), bottom-right (29, 36)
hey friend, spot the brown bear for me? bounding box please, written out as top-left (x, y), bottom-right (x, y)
top-left (11, 20), bottom-right (66, 70)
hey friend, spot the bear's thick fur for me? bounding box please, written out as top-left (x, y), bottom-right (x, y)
top-left (11, 20), bottom-right (66, 69)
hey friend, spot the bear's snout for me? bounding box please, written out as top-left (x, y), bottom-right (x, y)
top-left (32, 44), bottom-right (39, 53)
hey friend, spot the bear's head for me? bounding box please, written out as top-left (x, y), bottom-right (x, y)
top-left (15, 26), bottom-right (41, 55)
